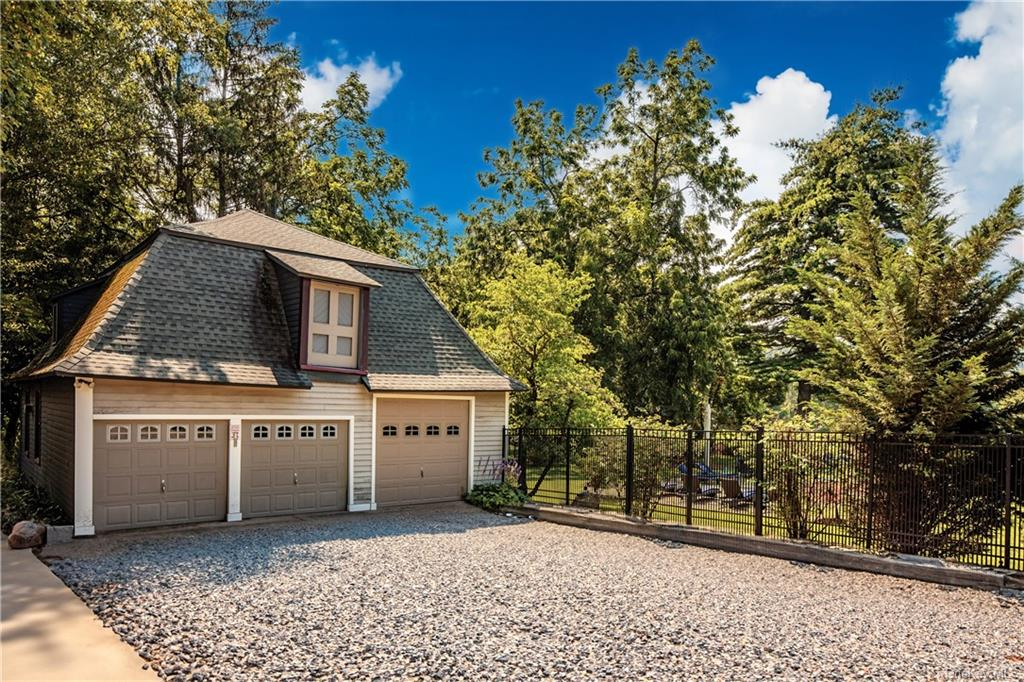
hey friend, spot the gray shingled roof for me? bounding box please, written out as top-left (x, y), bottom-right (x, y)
top-left (18, 210), bottom-right (522, 392)
top-left (168, 210), bottom-right (414, 271)
top-left (22, 233), bottom-right (310, 388)
top-left (267, 250), bottom-right (380, 288)
top-left (357, 266), bottom-right (521, 392)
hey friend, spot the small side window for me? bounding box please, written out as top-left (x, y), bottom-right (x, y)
top-left (405, 425), bottom-right (420, 437)
top-left (107, 425), bottom-right (130, 443)
top-left (195, 424), bottom-right (216, 441)
top-left (321, 424), bottom-right (338, 439)
top-left (426, 425), bottom-right (440, 436)
top-left (276, 424), bottom-right (293, 440)
top-left (382, 425), bottom-right (397, 437)
top-left (168, 424), bottom-right (188, 441)
top-left (299, 424), bottom-right (316, 439)
top-left (251, 424), bottom-right (270, 440)
top-left (138, 425), bottom-right (161, 442)
top-left (446, 425), bottom-right (460, 437)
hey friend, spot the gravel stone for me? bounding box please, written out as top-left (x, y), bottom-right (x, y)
top-left (47, 503), bottom-right (1023, 680)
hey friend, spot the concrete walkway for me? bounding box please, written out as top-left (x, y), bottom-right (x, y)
top-left (1, 543), bottom-right (155, 681)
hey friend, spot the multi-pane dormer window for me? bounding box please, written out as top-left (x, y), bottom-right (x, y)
top-left (307, 282), bottom-right (360, 369)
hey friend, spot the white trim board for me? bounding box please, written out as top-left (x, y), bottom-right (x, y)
top-left (371, 394), bottom-right (476, 509)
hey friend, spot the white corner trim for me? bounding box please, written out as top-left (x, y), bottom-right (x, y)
top-left (372, 394), bottom-right (477, 497)
top-left (227, 417), bottom-right (242, 521)
top-left (73, 378), bottom-right (95, 536)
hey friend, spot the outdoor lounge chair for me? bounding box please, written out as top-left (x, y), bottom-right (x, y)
top-left (719, 478), bottom-right (756, 507)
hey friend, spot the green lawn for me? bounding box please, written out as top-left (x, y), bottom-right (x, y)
top-left (524, 466), bottom-right (1023, 570)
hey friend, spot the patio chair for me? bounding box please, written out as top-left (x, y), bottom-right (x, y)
top-left (719, 478), bottom-right (756, 507)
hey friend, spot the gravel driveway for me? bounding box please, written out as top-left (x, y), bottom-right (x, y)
top-left (46, 503), bottom-right (1022, 681)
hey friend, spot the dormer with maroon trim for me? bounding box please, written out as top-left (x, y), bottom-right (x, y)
top-left (265, 250), bottom-right (380, 375)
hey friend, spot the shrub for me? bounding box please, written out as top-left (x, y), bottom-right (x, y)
top-left (465, 483), bottom-right (528, 512)
top-left (1, 444), bottom-right (69, 534)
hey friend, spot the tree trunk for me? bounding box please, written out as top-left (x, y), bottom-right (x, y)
top-left (797, 379), bottom-right (812, 416)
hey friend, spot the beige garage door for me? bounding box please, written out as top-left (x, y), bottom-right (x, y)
top-left (94, 420), bottom-right (228, 532)
top-left (376, 399), bottom-right (469, 507)
top-left (241, 421), bottom-right (348, 518)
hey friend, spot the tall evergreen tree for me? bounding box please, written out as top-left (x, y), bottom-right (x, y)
top-left (728, 91), bottom-right (920, 413)
top-left (790, 141), bottom-right (1024, 435)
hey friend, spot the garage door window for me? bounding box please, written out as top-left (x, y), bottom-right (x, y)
top-left (426, 425), bottom-right (440, 436)
top-left (321, 424), bottom-right (338, 439)
top-left (107, 425), bottom-right (130, 442)
top-left (196, 425), bottom-right (216, 440)
top-left (299, 424), bottom-right (316, 439)
top-left (251, 424), bottom-right (270, 440)
top-left (446, 425), bottom-right (460, 436)
top-left (168, 425), bottom-right (189, 441)
top-left (276, 424), bottom-right (293, 440)
top-left (405, 425), bottom-right (419, 437)
top-left (139, 425), bottom-right (161, 442)
top-left (382, 425), bottom-right (397, 437)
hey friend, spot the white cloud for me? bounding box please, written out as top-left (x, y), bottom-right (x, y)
top-left (300, 51), bottom-right (403, 112)
top-left (716, 68), bottom-right (837, 203)
top-left (937, 0), bottom-right (1023, 257)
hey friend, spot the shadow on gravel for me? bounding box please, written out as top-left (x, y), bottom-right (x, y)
top-left (45, 503), bottom-right (525, 596)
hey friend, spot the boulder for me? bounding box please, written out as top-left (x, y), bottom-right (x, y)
top-left (8, 521), bottom-right (46, 549)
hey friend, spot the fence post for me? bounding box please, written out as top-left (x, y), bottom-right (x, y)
top-left (685, 430), bottom-right (694, 526)
top-left (754, 426), bottom-right (764, 536)
top-left (517, 428), bottom-right (526, 494)
top-left (866, 434), bottom-right (876, 551)
top-left (1006, 433), bottom-right (1013, 570)
top-left (625, 425), bottom-right (635, 517)
top-left (564, 427), bottom-right (571, 506)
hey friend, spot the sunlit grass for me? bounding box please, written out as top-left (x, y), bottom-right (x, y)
top-left (524, 467), bottom-right (1023, 570)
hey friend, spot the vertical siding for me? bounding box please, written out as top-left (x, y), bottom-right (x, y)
top-left (272, 262), bottom-right (302, 355)
top-left (92, 378), bottom-right (375, 504)
top-left (473, 392), bottom-right (508, 484)
top-left (19, 378), bottom-right (76, 517)
top-left (55, 281), bottom-right (104, 338)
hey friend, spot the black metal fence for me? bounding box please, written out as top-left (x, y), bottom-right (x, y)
top-left (503, 427), bottom-right (1024, 571)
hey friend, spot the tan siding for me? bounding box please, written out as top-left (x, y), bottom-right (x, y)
top-left (19, 378), bottom-right (75, 516)
top-left (473, 392), bottom-right (507, 484)
top-left (93, 378), bottom-right (374, 504)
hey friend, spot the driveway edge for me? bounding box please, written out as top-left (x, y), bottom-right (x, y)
top-left (504, 504), bottom-right (1022, 591)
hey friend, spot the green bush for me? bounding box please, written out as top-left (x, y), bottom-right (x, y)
top-left (1, 444), bottom-right (69, 534)
top-left (465, 483), bottom-right (528, 512)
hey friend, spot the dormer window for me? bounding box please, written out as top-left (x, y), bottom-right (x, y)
top-left (306, 281), bottom-right (361, 369)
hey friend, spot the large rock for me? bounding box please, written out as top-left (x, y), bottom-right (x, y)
top-left (8, 521), bottom-right (46, 549)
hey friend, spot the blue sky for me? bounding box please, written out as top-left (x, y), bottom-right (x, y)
top-left (271, 1), bottom-right (1024, 245)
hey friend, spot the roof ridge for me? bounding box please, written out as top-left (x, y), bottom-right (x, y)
top-left (191, 209), bottom-right (413, 270)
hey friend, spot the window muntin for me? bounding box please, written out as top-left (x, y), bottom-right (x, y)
top-left (446, 425), bottom-right (460, 437)
top-left (107, 425), bottom-right (130, 443)
top-left (299, 424), bottom-right (316, 439)
top-left (138, 425), bottom-right (161, 442)
top-left (382, 425), bottom-right (397, 437)
top-left (251, 424), bottom-right (270, 440)
top-left (405, 424), bottom-right (420, 437)
top-left (276, 424), bottom-right (293, 440)
top-left (195, 424), bottom-right (216, 441)
top-left (307, 281), bottom-right (360, 369)
top-left (321, 424), bottom-right (338, 439)
top-left (426, 425), bottom-right (440, 436)
top-left (168, 425), bottom-right (189, 441)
